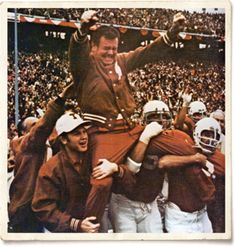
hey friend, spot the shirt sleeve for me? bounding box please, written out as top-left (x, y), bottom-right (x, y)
top-left (20, 98), bottom-right (65, 153)
top-left (68, 31), bottom-right (91, 86)
top-left (118, 35), bottom-right (174, 74)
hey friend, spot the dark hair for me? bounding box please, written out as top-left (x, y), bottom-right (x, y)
top-left (91, 26), bottom-right (120, 46)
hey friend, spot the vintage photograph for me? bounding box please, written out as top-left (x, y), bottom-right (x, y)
top-left (0, 0), bottom-right (231, 241)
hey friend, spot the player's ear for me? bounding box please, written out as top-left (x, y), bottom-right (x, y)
top-left (60, 135), bottom-right (68, 145)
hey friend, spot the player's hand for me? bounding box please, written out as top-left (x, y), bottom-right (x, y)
top-left (168, 12), bottom-right (186, 41)
top-left (139, 122), bottom-right (163, 145)
top-left (193, 153), bottom-right (207, 166)
top-left (80, 216), bottom-right (100, 233)
top-left (92, 159), bottom-right (118, 179)
top-left (80, 10), bottom-right (99, 34)
top-left (182, 92), bottom-right (192, 107)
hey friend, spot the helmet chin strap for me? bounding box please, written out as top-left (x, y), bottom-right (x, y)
top-left (201, 147), bottom-right (214, 155)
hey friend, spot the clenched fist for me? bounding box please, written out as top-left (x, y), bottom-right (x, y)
top-left (80, 10), bottom-right (99, 34)
top-left (139, 122), bottom-right (163, 145)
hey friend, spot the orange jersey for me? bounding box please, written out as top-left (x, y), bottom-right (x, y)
top-left (148, 129), bottom-right (195, 157)
top-left (147, 129), bottom-right (222, 212)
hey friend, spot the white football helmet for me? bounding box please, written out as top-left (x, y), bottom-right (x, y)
top-left (188, 101), bottom-right (207, 122)
top-left (193, 117), bottom-right (222, 154)
top-left (143, 100), bottom-right (172, 129)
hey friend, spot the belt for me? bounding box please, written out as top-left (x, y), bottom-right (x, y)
top-left (83, 113), bottom-right (135, 131)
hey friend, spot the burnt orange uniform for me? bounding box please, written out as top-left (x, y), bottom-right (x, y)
top-left (126, 129), bottom-right (222, 210)
top-left (184, 115), bottom-right (195, 138)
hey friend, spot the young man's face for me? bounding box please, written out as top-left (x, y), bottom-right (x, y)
top-left (93, 36), bottom-right (118, 66)
top-left (192, 112), bottom-right (204, 123)
top-left (65, 126), bottom-right (88, 153)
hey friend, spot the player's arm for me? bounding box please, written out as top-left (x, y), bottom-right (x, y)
top-left (92, 159), bottom-right (134, 181)
top-left (158, 153), bottom-right (207, 169)
top-left (126, 122), bottom-right (162, 173)
top-left (174, 106), bottom-right (188, 130)
top-left (174, 92), bottom-right (192, 130)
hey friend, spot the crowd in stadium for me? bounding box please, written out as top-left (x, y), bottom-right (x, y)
top-left (8, 51), bottom-right (225, 138)
top-left (9, 8), bottom-right (225, 37)
top-left (8, 51), bottom-right (73, 136)
top-left (129, 61), bottom-right (225, 121)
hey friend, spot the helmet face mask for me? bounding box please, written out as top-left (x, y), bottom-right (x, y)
top-left (198, 130), bottom-right (220, 153)
top-left (191, 111), bottom-right (206, 122)
top-left (145, 111), bottom-right (172, 129)
top-left (193, 117), bottom-right (221, 154)
top-left (143, 100), bottom-right (172, 129)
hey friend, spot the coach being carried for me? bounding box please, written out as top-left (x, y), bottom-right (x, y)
top-left (69, 10), bottom-right (186, 225)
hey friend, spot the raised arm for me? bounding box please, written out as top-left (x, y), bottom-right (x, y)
top-left (20, 83), bottom-right (75, 153)
top-left (174, 92), bottom-right (192, 131)
top-left (120, 13), bottom-right (186, 73)
top-left (68, 10), bottom-right (98, 86)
